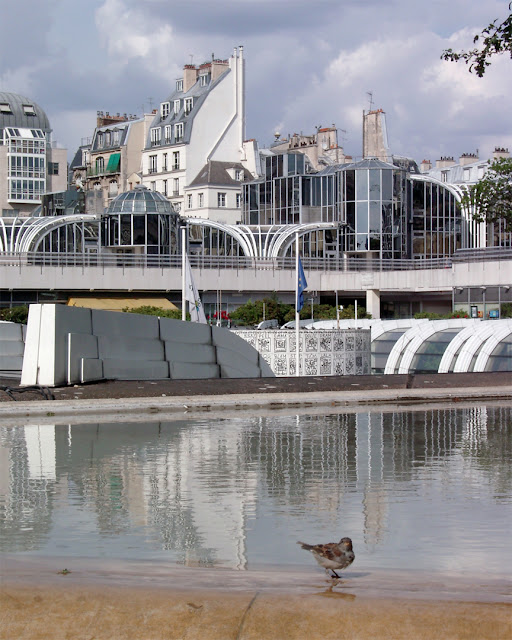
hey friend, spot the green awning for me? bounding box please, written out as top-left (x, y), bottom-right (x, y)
top-left (106, 153), bottom-right (121, 172)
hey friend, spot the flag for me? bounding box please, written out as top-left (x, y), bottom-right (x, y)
top-left (296, 255), bottom-right (308, 313)
top-left (184, 253), bottom-right (207, 323)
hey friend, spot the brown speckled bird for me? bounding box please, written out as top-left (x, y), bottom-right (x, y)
top-left (297, 536), bottom-right (355, 578)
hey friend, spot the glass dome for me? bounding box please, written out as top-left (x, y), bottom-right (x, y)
top-left (106, 185), bottom-right (175, 214)
top-left (101, 186), bottom-right (179, 255)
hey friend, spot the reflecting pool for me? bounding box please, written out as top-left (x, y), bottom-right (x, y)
top-left (1, 405), bottom-right (511, 577)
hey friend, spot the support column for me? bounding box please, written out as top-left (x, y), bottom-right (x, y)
top-left (366, 289), bottom-right (381, 319)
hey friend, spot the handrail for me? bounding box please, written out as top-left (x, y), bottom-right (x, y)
top-left (0, 251), bottom-right (510, 271)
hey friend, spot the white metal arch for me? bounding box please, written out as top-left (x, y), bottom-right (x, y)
top-left (185, 218), bottom-right (255, 257)
top-left (268, 222), bottom-right (338, 259)
top-left (397, 319), bottom-right (473, 374)
top-left (438, 323), bottom-right (482, 373)
top-left (14, 214), bottom-right (99, 253)
top-left (473, 320), bottom-right (512, 372)
top-left (452, 321), bottom-right (507, 372)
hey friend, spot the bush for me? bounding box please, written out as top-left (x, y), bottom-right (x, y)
top-left (0, 305), bottom-right (29, 324)
top-left (123, 305), bottom-right (185, 320)
top-left (501, 303), bottom-right (512, 318)
top-left (414, 311), bottom-right (469, 319)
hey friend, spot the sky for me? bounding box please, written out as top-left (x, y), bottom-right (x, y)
top-left (1, 0), bottom-right (511, 164)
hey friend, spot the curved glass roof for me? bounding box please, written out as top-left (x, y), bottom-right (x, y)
top-left (485, 335), bottom-right (512, 372)
top-left (106, 186), bottom-right (176, 214)
top-left (0, 91), bottom-right (50, 135)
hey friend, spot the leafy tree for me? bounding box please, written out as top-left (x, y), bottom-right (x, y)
top-left (442, 4), bottom-right (512, 76)
top-left (230, 296), bottom-right (293, 326)
top-left (460, 157), bottom-right (512, 230)
top-left (0, 305), bottom-right (29, 324)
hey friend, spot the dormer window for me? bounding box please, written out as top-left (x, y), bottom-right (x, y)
top-left (23, 104), bottom-right (36, 116)
top-left (105, 131), bottom-right (111, 146)
top-left (0, 103), bottom-right (12, 114)
top-left (113, 130), bottom-right (120, 145)
top-left (176, 79), bottom-right (183, 92)
top-left (199, 74), bottom-right (208, 87)
top-left (174, 123), bottom-right (184, 142)
top-left (161, 102), bottom-right (170, 119)
top-left (184, 97), bottom-right (193, 115)
top-left (164, 125), bottom-right (172, 144)
top-left (173, 100), bottom-right (180, 115)
top-left (97, 132), bottom-right (104, 148)
top-left (235, 169), bottom-right (242, 181)
top-left (150, 127), bottom-right (161, 146)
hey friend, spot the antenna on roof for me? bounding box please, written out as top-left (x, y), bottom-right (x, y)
top-left (189, 54), bottom-right (194, 65)
top-left (366, 91), bottom-right (374, 110)
top-left (147, 97), bottom-right (154, 111)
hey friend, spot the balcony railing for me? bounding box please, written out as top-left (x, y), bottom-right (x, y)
top-left (0, 252), bottom-right (460, 272)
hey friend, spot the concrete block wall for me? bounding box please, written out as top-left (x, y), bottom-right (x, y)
top-left (0, 321), bottom-right (25, 378)
top-left (21, 304), bottom-right (274, 387)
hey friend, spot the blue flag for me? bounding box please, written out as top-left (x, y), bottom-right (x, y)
top-left (296, 256), bottom-right (308, 313)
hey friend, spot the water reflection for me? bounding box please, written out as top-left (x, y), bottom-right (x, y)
top-left (0, 406), bottom-right (511, 574)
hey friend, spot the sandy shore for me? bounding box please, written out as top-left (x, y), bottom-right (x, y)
top-left (1, 556), bottom-right (511, 639)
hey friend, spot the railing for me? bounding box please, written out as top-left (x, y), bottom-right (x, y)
top-left (0, 252), bottom-right (457, 272)
top-left (452, 247), bottom-right (512, 262)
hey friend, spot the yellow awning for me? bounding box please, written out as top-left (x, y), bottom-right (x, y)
top-left (67, 297), bottom-right (178, 312)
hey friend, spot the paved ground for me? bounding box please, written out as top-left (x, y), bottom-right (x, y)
top-left (1, 371), bottom-right (511, 403)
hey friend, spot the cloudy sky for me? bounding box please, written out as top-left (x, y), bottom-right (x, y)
top-left (1, 0), bottom-right (511, 164)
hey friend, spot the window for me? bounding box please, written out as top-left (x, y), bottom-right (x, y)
top-left (150, 127), bottom-right (161, 146)
top-left (109, 180), bottom-right (118, 196)
top-left (218, 192), bottom-right (226, 207)
top-left (199, 74), bottom-right (208, 87)
top-left (22, 104), bottom-right (36, 116)
top-left (187, 194), bottom-right (193, 209)
top-left (161, 102), bottom-right (170, 119)
top-left (198, 193), bottom-right (204, 208)
top-left (184, 97), bottom-right (193, 114)
top-left (163, 179), bottom-right (168, 196)
top-left (97, 132), bottom-right (104, 148)
top-left (235, 169), bottom-right (242, 181)
top-left (48, 162), bottom-right (59, 175)
top-left (174, 123), bottom-right (184, 142)
top-left (172, 151), bottom-right (180, 170)
top-left (151, 181), bottom-right (156, 191)
top-left (95, 157), bottom-right (105, 174)
top-left (163, 153), bottom-right (168, 171)
top-left (149, 155), bottom-right (158, 174)
top-left (173, 178), bottom-right (179, 195)
top-left (113, 129), bottom-right (120, 145)
top-left (441, 171), bottom-right (448, 183)
top-left (176, 79), bottom-right (183, 92)
top-left (164, 125), bottom-right (172, 144)
top-left (0, 103), bottom-right (12, 114)
top-left (94, 182), bottom-right (101, 190)
top-left (173, 100), bottom-right (180, 115)
top-left (236, 193), bottom-right (241, 208)
top-left (105, 131), bottom-right (111, 146)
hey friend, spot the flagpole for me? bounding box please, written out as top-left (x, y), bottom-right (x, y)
top-left (181, 225), bottom-right (186, 321)
top-left (295, 232), bottom-right (300, 377)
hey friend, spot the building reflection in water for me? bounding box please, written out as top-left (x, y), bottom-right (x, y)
top-left (0, 406), bottom-right (510, 571)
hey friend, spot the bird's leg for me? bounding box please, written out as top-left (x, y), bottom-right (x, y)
top-left (330, 570), bottom-right (340, 579)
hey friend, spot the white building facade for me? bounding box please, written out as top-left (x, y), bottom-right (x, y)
top-left (141, 47), bottom-right (248, 221)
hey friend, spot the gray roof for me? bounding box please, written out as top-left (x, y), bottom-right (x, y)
top-left (189, 161), bottom-right (251, 187)
top-left (341, 158), bottom-right (398, 171)
top-left (0, 91), bottom-right (51, 136)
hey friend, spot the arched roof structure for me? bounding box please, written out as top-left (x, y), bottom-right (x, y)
top-left (474, 321), bottom-right (512, 372)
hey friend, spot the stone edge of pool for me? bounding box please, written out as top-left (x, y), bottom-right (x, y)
top-left (0, 385), bottom-right (511, 423)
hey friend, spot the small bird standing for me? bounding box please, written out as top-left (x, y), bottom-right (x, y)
top-left (297, 536), bottom-right (355, 578)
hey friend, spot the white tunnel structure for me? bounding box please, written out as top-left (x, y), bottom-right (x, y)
top-left (307, 319), bottom-right (512, 374)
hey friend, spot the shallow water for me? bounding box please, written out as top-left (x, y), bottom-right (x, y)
top-left (0, 405), bottom-right (511, 578)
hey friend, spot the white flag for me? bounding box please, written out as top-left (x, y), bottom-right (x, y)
top-left (184, 253), bottom-right (207, 323)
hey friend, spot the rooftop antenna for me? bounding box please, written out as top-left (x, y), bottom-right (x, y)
top-left (189, 54), bottom-right (194, 65)
top-left (147, 97), bottom-right (154, 111)
top-left (366, 91), bottom-right (374, 111)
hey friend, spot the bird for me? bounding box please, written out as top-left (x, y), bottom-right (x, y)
top-left (297, 536), bottom-right (355, 578)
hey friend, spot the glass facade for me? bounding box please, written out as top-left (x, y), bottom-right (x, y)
top-left (243, 153), bottom-right (464, 260)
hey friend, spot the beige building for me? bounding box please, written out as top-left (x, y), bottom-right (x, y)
top-left (270, 126), bottom-right (351, 170)
top-left (0, 92), bottom-right (67, 217)
top-left (71, 112), bottom-right (154, 213)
